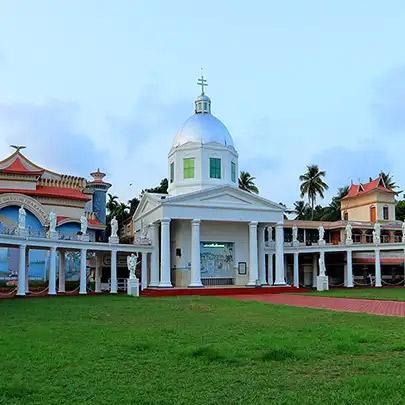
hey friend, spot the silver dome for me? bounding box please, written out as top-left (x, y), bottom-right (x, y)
top-left (172, 113), bottom-right (235, 148)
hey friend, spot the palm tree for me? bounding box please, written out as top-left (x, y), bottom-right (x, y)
top-left (299, 165), bottom-right (329, 219)
top-left (293, 200), bottom-right (310, 220)
top-left (106, 194), bottom-right (119, 216)
top-left (379, 171), bottom-right (401, 194)
top-left (239, 171), bottom-right (259, 194)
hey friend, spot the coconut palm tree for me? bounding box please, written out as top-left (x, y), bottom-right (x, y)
top-left (238, 171), bottom-right (259, 194)
top-left (293, 200), bottom-right (310, 220)
top-left (299, 165), bottom-right (329, 219)
top-left (106, 194), bottom-right (119, 216)
top-left (379, 171), bottom-right (400, 194)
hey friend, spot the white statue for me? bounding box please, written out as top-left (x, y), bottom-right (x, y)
top-left (345, 223), bottom-right (352, 244)
top-left (127, 253), bottom-right (138, 279)
top-left (49, 211), bottom-right (57, 233)
top-left (292, 226), bottom-right (298, 244)
top-left (111, 216), bottom-right (118, 237)
top-left (18, 206), bottom-right (26, 230)
top-left (318, 225), bottom-right (325, 243)
top-left (80, 215), bottom-right (88, 235)
top-left (374, 222), bottom-right (381, 244)
top-left (267, 226), bottom-right (273, 242)
top-left (318, 256), bottom-right (326, 277)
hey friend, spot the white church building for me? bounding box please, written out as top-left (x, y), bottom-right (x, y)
top-left (133, 78), bottom-right (286, 288)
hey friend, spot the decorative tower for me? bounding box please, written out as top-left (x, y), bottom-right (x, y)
top-left (167, 74), bottom-right (238, 196)
top-left (87, 169), bottom-right (111, 225)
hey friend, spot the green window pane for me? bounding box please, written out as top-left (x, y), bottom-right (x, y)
top-left (231, 162), bottom-right (236, 183)
top-left (210, 158), bottom-right (221, 179)
top-left (170, 162), bottom-right (174, 183)
top-left (183, 158), bottom-right (195, 179)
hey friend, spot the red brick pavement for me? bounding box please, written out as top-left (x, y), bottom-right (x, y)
top-left (229, 294), bottom-right (405, 317)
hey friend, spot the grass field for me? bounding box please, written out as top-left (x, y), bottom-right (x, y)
top-left (1, 295), bottom-right (405, 404)
top-left (305, 287), bottom-right (405, 302)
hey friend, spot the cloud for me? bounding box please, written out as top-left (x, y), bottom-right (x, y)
top-left (0, 100), bottom-right (106, 177)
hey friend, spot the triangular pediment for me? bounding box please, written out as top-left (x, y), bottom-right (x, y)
top-left (133, 193), bottom-right (164, 220)
top-left (165, 186), bottom-right (284, 212)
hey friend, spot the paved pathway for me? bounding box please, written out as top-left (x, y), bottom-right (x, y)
top-left (230, 294), bottom-right (405, 317)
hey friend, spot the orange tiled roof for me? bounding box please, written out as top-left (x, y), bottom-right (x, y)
top-left (0, 156), bottom-right (44, 176)
top-left (342, 177), bottom-right (394, 199)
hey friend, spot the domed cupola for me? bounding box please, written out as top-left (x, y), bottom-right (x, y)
top-left (168, 74), bottom-right (239, 196)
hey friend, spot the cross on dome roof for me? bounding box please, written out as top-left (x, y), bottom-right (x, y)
top-left (197, 69), bottom-right (208, 95)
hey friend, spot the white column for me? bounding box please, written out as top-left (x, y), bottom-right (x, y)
top-left (79, 248), bottom-right (87, 294)
top-left (149, 223), bottom-right (160, 287)
top-left (293, 251), bottom-right (299, 288)
top-left (303, 229), bottom-right (307, 245)
top-left (17, 244), bottom-right (26, 296)
top-left (25, 248), bottom-right (29, 293)
top-left (346, 249), bottom-right (353, 288)
top-left (141, 252), bottom-right (148, 290)
top-left (95, 253), bottom-right (102, 293)
top-left (312, 254), bottom-right (318, 287)
top-left (189, 219), bottom-right (203, 287)
top-left (48, 246), bottom-right (57, 295)
top-left (247, 221), bottom-right (259, 286)
top-left (110, 249), bottom-right (117, 293)
top-left (58, 250), bottom-right (65, 293)
top-left (375, 248), bottom-right (382, 287)
top-left (159, 218), bottom-right (172, 287)
top-left (274, 222), bottom-right (286, 285)
top-left (267, 253), bottom-right (274, 285)
top-left (258, 225), bottom-right (267, 285)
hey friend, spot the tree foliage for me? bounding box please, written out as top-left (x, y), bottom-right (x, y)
top-left (239, 171), bottom-right (259, 194)
top-left (299, 165), bottom-right (329, 219)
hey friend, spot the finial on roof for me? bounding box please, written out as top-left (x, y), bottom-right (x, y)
top-left (10, 145), bottom-right (26, 153)
top-left (197, 68), bottom-right (208, 95)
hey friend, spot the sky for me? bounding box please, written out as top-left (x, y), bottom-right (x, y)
top-left (1, 1), bottom-right (405, 208)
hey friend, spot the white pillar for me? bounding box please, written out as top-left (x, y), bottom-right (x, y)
top-left (95, 252), bottom-right (102, 293)
top-left (375, 248), bottom-right (382, 287)
top-left (25, 248), bottom-right (29, 293)
top-left (58, 250), bottom-right (65, 293)
top-left (149, 223), bottom-right (160, 287)
top-left (110, 249), bottom-right (117, 293)
top-left (346, 249), bottom-right (353, 288)
top-left (247, 221), bottom-right (259, 286)
top-left (159, 218), bottom-right (172, 287)
top-left (48, 246), bottom-right (57, 295)
top-left (293, 251), bottom-right (299, 288)
top-left (267, 253), bottom-right (274, 285)
top-left (79, 248), bottom-right (87, 294)
top-left (274, 222), bottom-right (286, 285)
top-left (189, 219), bottom-right (203, 287)
top-left (141, 252), bottom-right (148, 290)
top-left (258, 225), bottom-right (267, 285)
top-left (17, 244), bottom-right (26, 296)
top-left (312, 254), bottom-right (318, 287)
top-left (303, 229), bottom-right (307, 245)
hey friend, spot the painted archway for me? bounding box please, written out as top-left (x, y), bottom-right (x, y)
top-left (0, 193), bottom-right (48, 226)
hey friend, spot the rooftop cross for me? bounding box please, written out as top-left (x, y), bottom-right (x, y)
top-left (197, 69), bottom-right (208, 95)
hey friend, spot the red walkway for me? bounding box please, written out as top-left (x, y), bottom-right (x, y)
top-left (229, 294), bottom-right (405, 317)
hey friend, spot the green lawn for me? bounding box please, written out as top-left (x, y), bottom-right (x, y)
top-left (1, 296), bottom-right (405, 404)
top-left (304, 287), bottom-right (405, 302)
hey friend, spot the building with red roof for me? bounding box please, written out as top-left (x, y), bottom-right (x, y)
top-left (0, 146), bottom-right (110, 240)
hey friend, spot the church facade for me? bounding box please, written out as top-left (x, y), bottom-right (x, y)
top-left (133, 82), bottom-right (287, 288)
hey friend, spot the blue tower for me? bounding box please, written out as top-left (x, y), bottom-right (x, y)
top-left (87, 169), bottom-right (111, 225)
